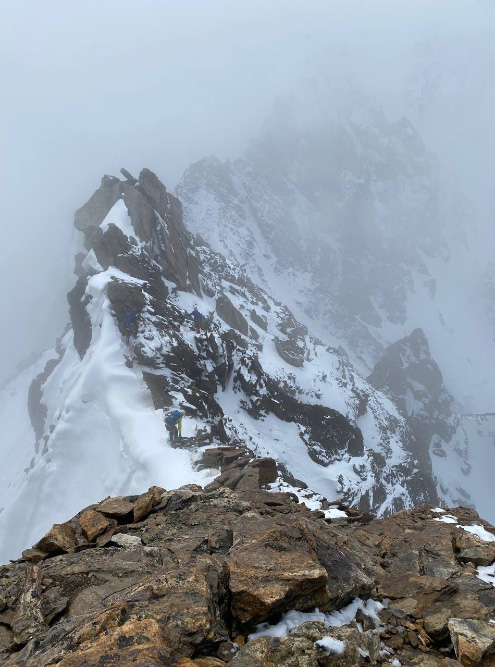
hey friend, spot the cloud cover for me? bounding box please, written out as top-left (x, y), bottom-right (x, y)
top-left (0, 0), bottom-right (494, 380)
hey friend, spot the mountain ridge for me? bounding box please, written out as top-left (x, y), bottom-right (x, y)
top-left (1, 166), bottom-right (492, 566)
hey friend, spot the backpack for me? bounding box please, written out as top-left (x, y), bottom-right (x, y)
top-left (165, 410), bottom-right (182, 427)
top-left (124, 312), bottom-right (135, 326)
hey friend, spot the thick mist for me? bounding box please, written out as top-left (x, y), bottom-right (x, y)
top-left (1, 0), bottom-right (494, 382)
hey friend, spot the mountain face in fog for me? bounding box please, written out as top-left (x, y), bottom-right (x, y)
top-left (2, 164), bottom-right (494, 564)
top-left (176, 85), bottom-right (494, 412)
top-left (177, 89), bottom-right (443, 363)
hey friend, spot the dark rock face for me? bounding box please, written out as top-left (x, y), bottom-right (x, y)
top-left (141, 371), bottom-right (174, 409)
top-left (2, 462), bottom-right (495, 665)
top-left (368, 328), bottom-right (458, 505)
top-left (74, 175), bottom-right (122, 249)
top-left (27, 358), bottom-right (60, 443)
top-left (91, 223), bottom-right (135, 270)
top-left (234, 353), bottom-right (364, 462)
top-left (275, 337), bottom-right (305, 367)
top-left (250, 309), bottom-right (267, 331)
top-left (368, 328), bottom-right (456, 447)
top-left (216, 294), bottom-right (249, 336)
top-left (66, 277), bottom-right (92, 359)
top-left (75, 168), bottom-right (199, 293)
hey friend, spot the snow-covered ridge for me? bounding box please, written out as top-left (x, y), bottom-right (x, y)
top-left (0, 168), bottom-right (454, 563)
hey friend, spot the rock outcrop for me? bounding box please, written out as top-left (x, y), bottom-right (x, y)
top-left (2, 456), bottom-right (495, 665)
top-left (368, 328), bottom-right (456, 450)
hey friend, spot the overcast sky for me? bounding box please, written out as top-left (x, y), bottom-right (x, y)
top-left (0, 0), bottom-right (494, 381)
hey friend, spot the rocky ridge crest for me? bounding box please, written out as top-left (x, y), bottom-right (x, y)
top-left (2, 454), bottom-right (495, 666)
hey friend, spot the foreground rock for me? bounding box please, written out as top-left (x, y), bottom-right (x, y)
top-left (2, 460), bottom-right (495, 665)
top-left (448, 619), bottom-right (495, 667)
top-left (231, 622), bottom-right (381, 666)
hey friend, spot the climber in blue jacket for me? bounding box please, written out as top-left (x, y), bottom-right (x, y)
top-left (164, 409), bottom-right (183, 443)
top-left (123, 311), bottom-right (136, 344)
top-left (190, 307), bottom-right (204, 334)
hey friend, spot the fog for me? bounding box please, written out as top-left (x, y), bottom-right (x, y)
top-left (1, 0), bottom-right (494, 382)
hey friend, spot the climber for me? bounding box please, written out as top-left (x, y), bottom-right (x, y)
top-left (123, 311), bottom-right (135, 344)
top-left (164, 409), bottom-right (183, 443)
top-left (201, 314), bottom-right (213, 332)
top-left (190, 306), bottom-right (204, 334)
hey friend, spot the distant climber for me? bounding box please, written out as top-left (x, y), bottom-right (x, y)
top-left (201, 314), bottom-right (213, 332)
top-left (190, 306), bottom-right (204, 334)
top-left (123, 311), bottom-right (136, 344)
top-left (164, 409), bottom-right (183, 443)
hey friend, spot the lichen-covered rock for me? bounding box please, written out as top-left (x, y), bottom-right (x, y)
top-left (448, 618), bottom-right (495, 666)
top-left (454, 530), bottom-right (495, 567)
top-left (230, 621), bottom-right (381, 666)
top-left (55, 619), bottom-right (182, 666)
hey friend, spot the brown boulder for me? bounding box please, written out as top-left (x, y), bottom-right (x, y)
top-left (449, 618), bottom-right (495, 666)
top-left (250, 457), bottom-right (278, 486)
top-left (230, 621), bottom-right (380, 666)
top-left (455, 530), bottom-right (495, 567)
top-left (79, 510), bottom-right (110, 542)
top-left (35, 522), bottom-right (77, 555)
top-left (143, 557), bottom-right (229, 655)
top-left (97, 496), bottom-right (134, 519)
top-left (95, 518), bottom-right (118, 546)
top-left (133, 493), bottom-right (155, 523)
top-left (312, 526), bottom-right (374, 607)
top-left (217, 640), bottom-right (239, 661)
top-left (21, 548), bottom-right (48, 563)
top-left (201, 447), bottom-right (247, 469)
top-left (55, 619), bottom-right (181, 666)
top-left (227, 515), bottom-right (329, 624)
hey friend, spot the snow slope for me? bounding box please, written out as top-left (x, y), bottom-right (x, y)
top-left (176, 83), bottom-right (495, 413)
top-left (0, 351), bottom-right (57, 522)
top-left (0, 263), bottom-right (213, 563)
